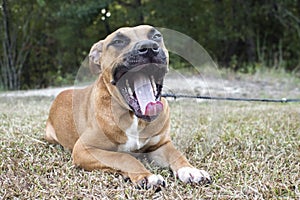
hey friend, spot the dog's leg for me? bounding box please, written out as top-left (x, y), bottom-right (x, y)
top-left (45, 120), bottom-right (59, 144)
top-left (148, 142), bottom-right (211, 184)
top-left (72, 139), bottom-right (166, 189)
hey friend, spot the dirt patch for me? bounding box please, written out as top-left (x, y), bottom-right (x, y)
top-left (163, 72), bottom-right (300, 99)
top-left (1, 72), bottom-right (299, 100)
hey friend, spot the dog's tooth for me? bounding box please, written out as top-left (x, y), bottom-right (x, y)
top-left (128, 87), bottom-right (133, 97)
top-left (125, 79), bottom-right (133, 96)
top-left (151, 75), bottom-right (157, 95)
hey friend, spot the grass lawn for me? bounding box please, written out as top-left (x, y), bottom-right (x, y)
top-left (0, 96), bottom-right (299, 199)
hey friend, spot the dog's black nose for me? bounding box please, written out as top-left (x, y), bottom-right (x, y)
top-left (136, 40), bottom-right (160, 57)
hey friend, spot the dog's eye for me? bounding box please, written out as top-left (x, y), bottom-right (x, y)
top-left (152, 33), bottom-right (162, 41)
top-left (112, 39), bottom-right (124, 45)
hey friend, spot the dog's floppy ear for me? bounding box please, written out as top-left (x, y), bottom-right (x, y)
top-left (89, 41), bottom-right (103, 74)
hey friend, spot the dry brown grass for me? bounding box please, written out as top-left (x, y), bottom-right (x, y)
top-left (0, 96), bottom-right (299, 199)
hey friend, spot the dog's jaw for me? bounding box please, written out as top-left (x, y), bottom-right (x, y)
top-left (113, 61), bottom-right (167, 122)
top-left (118, 69), bottom-right (166, 121)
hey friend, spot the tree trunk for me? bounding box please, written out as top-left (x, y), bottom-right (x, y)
top-left (1, 0), bottom-right (31, 90)
top-left (136, 0), bottom-right (144, 24)
top-left (1, 0), bottom-right (14, 89)
top-left (246, 37), bottom-right (256, 63)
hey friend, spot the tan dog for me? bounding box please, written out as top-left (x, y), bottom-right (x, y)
top-left (45, 25), bottom-right (211, 189)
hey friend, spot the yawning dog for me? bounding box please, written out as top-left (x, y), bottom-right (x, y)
top-left (45, 25), bottom-right (211, 189)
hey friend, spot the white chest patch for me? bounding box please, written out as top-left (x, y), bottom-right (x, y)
top-left (118, 116), bottom-right (161, 152)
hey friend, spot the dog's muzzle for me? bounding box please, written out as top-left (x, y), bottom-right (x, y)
top-left (112, 40), bottom-right (168, 122)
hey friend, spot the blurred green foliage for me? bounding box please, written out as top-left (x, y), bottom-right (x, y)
top-left (1, 0), bottom-right (299, 90)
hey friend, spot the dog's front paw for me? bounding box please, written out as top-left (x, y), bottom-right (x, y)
top-left (136, 174), bottom-right (166, 191)
top-left (176, 167), bottom-right (212, 184)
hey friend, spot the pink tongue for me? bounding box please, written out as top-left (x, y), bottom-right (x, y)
top-left (145, 101), bottom-right (163, 116)
top-left (134, 73), bottom-right (163, 116)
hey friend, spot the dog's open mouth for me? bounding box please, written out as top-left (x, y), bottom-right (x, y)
top-left (113, 63), bottom-right (167, 122)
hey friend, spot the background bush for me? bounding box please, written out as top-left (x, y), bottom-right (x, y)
top-left (1, 0), bottom-right (299, 90)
